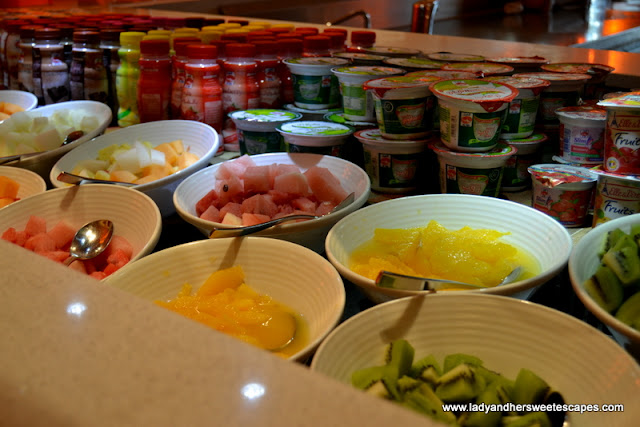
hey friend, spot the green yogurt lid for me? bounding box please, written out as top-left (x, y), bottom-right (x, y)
top-left (354, 128), bottom-right (430, 143)
top-left (430, 79), bottom-right (519, 107)
top-left (597, 91), bottom-right (640, 108)
top-left (406, 70), bottom-right (477, 80)
top-left (426, 52), bottom-right (485, 62)
top-left (382, 57), bottom-right (444, 69)
top-left (364, 75), bottom-right (441, 89)
top-left (323, 112), bottom-right (376, 127)
top-left (284, 104), bottom-right (341, 114)
top-left (484, 76), bottom-right (551, 91)
top-left (276, 120), bottom-right (354, 136)
top-left (331, 66), bottom-right (404, 75)
top-left (229, 109), bottom-right (303, 122)
top-left (441, 62), bottom-right (514, 75)
top-left (361, 46), bottom-right (422, 56)
top-left (429, 141), bottom-right (515, 157)
top-left (285, 57), bottom-right (349, 66)
top-left (513, 72), bottom-right (591, 82)
top-left (332, 52), bottom-right (387, 61)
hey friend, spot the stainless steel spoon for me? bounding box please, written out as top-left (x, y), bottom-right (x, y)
top-left (375, 266), bottom-right (522, 291)
top-left (209, 192), bottom-right (356, 239)
top-left (56, 171), bottom-right (136, 187)
top-left (63, 219), bottom-right (114, 267)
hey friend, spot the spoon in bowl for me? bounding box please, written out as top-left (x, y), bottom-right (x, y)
top-left (209, 192), bottom-right (355, 239)
top-left (63, 219), bottom-right (114, 267)
top-left (56, 171), bottom-right (136, 187)
top-left (376, 266), bottom-right (522, 292)
top-left (0, 130), bottom-right (86, 166)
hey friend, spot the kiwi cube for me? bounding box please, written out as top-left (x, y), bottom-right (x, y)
top-left (513, 368), bottom-right (550, 406)
top-left (602, 235), bottom-right (640, 286)
top-left (352, 365), bottom-right (386, 390)
top-left (443, 353), bottom-right (484, 373)
top-left (583, 264), bottom-right (624, 312)
top-left (385, 339), bottom-right (415, 377)
top-left (615, 290), bottom-right (640, 329)
top-left (435, 363), bottom-right (485, 403)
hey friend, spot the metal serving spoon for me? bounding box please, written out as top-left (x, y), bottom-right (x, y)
top-left (63, 219), bottom-right (114, 267)
top-left (209, 192), bottom-right (355, 239)
top-left (56, 171), bottom-right (136, 187)
top-left (375, 266), bottom-right (522, 291)
top-left (0, 130), bottom-right (85, 166)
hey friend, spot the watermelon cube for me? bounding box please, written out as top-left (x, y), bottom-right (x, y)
top-left (24, 215), bottom-right (47, 237)
top-left (316, 201), bottom-right (336, 216)
top-left (291, 197), bottom-right (317, 214)
top-left (273, 204), bottom-right (294, 219)
top-left (107, 248), bottom-right (130, 269)
top-left (267, 189), bottom-right (295, 205)
top-left (196, 189), bottom-right (219, 216)
top-left (200, 205), bottom-right (221, 222)
top-left (103, 263), bottom-right (120, 277)
top-left (305, 166), bottom-right (348, 204)
top-left (243, 165), bottom-right (272, 195)
top-left (68, 260), bottom-right (87, 274)
top-left (41, 250), bottom-right (72, 263)
top-left (24, 233), bottom-right (57, 253)
top-left (241, 194), bottom-right (278, 218)
top-left (107, 235), bottom-right (134, 259)
top-left (215, 154), bottom-right (256, 180)
top-left (1, 227), bottom-right (17, 243)
top-left (274, 163), bottom-right (300, 177)
top-left (215, 175), bottom-right (244, 207)
top-left (47, 220), bottom-right (76, 249)
top-left (219, 202), bottom-right (243, 220)
top-left (89, 271), bottom-right (108, 280)
top-left (273, 172), bottom-right (311, 197)
top-left (241, 213), bottom-right (271, 226)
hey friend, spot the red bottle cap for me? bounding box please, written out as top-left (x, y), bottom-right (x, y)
top-left (322, 31), bottom-right (345, 49)
top-left (294, 26), bottom-right (319, 35)
top-left (323, 28), bottom-right (348, 36)
top-left (164, 17), bottom-right (186, 29)
top-left (186, 44), bottom-right (218, 59)
top-left (278, 38), bottom-right (303, 57)
top-left (253, 40), bottom-right (278, 56)
top-left (140, 38), bottom-right (170, 55)
top-left (73, 30), bottom-right (100, 45)
top-left (221, 33), bottom-right (248, 43)
top-left (351, 30), bottom-right (376, 46)
top-left (226, 43), bottom-right (257, 58)
top-left (210, 39), bottom-right (232, 57)
top-left (303, 35), bottom-right (330, 52)
top-left (267, 27), bottom-right (291, 35)
top-left (34, 27), bottom-right (61, 42)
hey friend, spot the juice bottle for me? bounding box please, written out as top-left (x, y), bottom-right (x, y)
top-left (4, 20), bottom-right (30, 90)
top-left (277, 38), bottom-right (302, 105)
top-left (137, 38), bottom-right (172, 123)
top-left (170, 36), bottom-right (200, 119)
top-left (253, 40), bottom-right (281, 109)
top-left (116, 31), bottom-right (145, 127)
top-left (302, 35), bottom-right (331, 57)
top-left (180, 44), bottom-right (222, 132)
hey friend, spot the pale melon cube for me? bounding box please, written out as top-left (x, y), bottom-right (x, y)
top-left (0, 112), bottom-right (10, 121)
top-left (135, 141), bottom-right (153, 169)
top-left (80, 116), bottom-right (99, 132)
top-left (14, 141), bottom-right (38, 155)
top-left (150, 148), bottom-right (165, 166)
top-left (7, 111), bottom-right (33, 132)
top-left (30, 116), bottom-right (50, 133)
top-left (114, 148), bottom-right (142, 174)
top-left (95, 170), bottom-right (111, 181)
top-left (34, 128), bottom-right (63, 151)
top-left (74, 159), bottom-right (109, 173)
top-left (110, 170), bottom-right (138, 183)
top-left (168, 139), bottom-right (184, 154)
top-left (154, 143), bottom-right (178, 164)
top-left (177, 151), bottom-right (199, 170)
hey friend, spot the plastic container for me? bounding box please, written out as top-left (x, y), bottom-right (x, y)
top-left (429, 141), bottom-right (516, 197)
top-left (277, 39), bottom-right (303, 105)
top-left (229, 109), bottom-right (302, 154)
top-left (116, 31), bottom-right (145, 127)
top-left (364, 75), bottom-right (441, 140)
top-left (484, 76), bottom-right (551, 140)
top-left (323, 111), bottom-right (377, 166)
top-left (513, 72), bottom-right (591, 129)
top-left (331, 52), bottom-right (386, 66)
top-left (382, 57), bottom-right (444, 71)
top-left (331, 66), bottom-right (405, 122)
top-left (485, 56), bottom-right (549, 74)
top-left (597, 92), bottom-right (640, 175)
top-left (440, 62), bottom-right (514, 77)
top-left (276, 120), bottom-right (354, 157)
top-left (501, 133), bottom-right (547, 192)
top-left (32, 27), bottom-right (70, 106)
top-left (528, 164), bottom-right (597, 227)
top-left (591, 168), bottom-right (640, 227)
top-left (284, 57), bottom-right (349, 110)
top-left (360, 46), bottom-right (422, 58)
top-left (430, 79), bottom-right (519, 152)
top-left (137, 38), bottom-right (172, 123)
top-left (254, 40), bottom-right (282, 108)
top-left (540, 62), bottom-right (614, 100)
top-left (70, 30), bottom-right (109, 104)
top-left (354, 128), bottom-right (428, 193)
top-left (555, 105), bottom-right (606, 165)
top-left (426, 52), bottom-right (484, 62)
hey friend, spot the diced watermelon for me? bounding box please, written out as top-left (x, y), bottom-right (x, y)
top-left (24, 233), bottom-right (57, 253)
top-left (200, 205), bottom-right (221, 222)
top-left (219, 202), bottom-right (243, 220)
top-left (47, 220), bottom-right (76, 249)
top-left (305, 166), bottom-right (349, 204)
top-left (241, 194), bottom-right (278, 218)
top-left (266, 164), bottom-right (279, 188)
top-left (14, 230), bottom-right (28, 247)
top-left (82, 258), bottom-right (97, 274)
top-left (107, 249), bottom-right (130, 269)
top-left (215, 175), bottom-right (244, 207)
top-left (1, 227), bottom-right (17, 243)
top-left (89, 271), bottom-right (108, 280)
top-left (291, 197), bottom-right (317, 214)
top-left (24, 215), bottom-right (47, 237)
top-left (41, 250), bottom-right (72, 263)
top-left (214, 154), bottom-right (256, 180)
top-left (267, 189), bottom-right (295, 205)
top-left (274, 163), bottom-right (301, 177)
top-left (107, 235), bottom-right (134, 259)
top-left (196, 189), bottom-right (219, 216)
top-left (243, 165), bottom-right (272, 195)
top-left (316, 201), bottom-right (336, 216)
top-left (103, 263), bottom-right (120, 276)
top-left (241, 213), bottom-right (271, 226)
top-left (273, 172), bottom-right (311, 197)
top-left (273, 204), bottom-right (294, 219)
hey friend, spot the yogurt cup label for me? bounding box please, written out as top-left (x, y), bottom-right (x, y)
top-left (603, 109), bottom-right (640, 175)
top-left (439, 105), bottom-right (505, 150)
top-left (285, 141), bottom-right (343, 157)
top-left (238, 129), bottom-right (284, 155)
top-left (537, 91), bottom-right (581, 128)
top-left (375, 96), bottom-right (435, 140)
top-left (363, 151), bottom-right (420, 191)
top-left (341, 84), bottom-right (369, 118)
top-left (531, 185), bottom-right (593, 227)
top-left (502, 149), bottom-right (540, 191)
top-left (291, 74), bottom-right (339, 109)
top-left (502, 97), bottom-right (539, 137)
top-left (592, 172), bottom-right (640, 226)
top-left (560, 124), bottom-right (605, 164)
top-left (441, 164), bottom-right (503, 197)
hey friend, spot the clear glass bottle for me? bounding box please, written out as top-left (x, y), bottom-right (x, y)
top-left (17, 25), bottom-right (43, 94)
top-left (116, 31), bottom-right (145, 127)
top-left (32, 27), bottom-right (70, 105)
top-left (70, 30), bottom-right (109, 103)
top-left (3, 19), bottom-right (30, 90)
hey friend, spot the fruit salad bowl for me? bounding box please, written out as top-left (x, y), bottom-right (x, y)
top-left (105, 236), bottom-right (346, 362)
top-left (0, 165), bottom-right (47, 209)
top-left (173, 153), bottom-right (370, 253)
top-left (0, 90), bottom-right (38, 122)
top-left (569, 213), bottom-right (640, 360)
top-left (310, 293), bottom-right (640, 427)
top-left (50, 120), bottom-right (219, 217)
top-left (325, 194), bottom-right (573, 304)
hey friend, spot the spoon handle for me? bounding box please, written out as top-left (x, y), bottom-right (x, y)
top-left (57, 171), bottom-right (136, 187)
top-left (209, 214), bottom-right (318, 238)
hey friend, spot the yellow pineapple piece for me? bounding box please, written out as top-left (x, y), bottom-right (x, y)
top-left (197, 265), bottom-right (245, 296)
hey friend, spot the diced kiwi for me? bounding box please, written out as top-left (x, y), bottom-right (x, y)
top-left (598, 228), bottom-right (626, 258)
top-left (403, 384), bottom-right (457, 425)
top-left (615, 290), bottom-right (640, 329)
top-left (583, 264), bottom-right (624, 313)
top-left (513, 368), bottom-right (550, 406)
top-left (397, 375), bottom-right (423, 393)
top-left (630, 223), bottom-right (640, 247)
top-left (602, 235), bottom-right (640, 286)
top-left (435, 363), bottom-right (486, 402)
top-left (351, 365), bottom-right (386, 390)
top-left (542, 389), bottom-right (567, 427)
top-left (443, 353), bottom-right (484, 373)
top-left (385, 339), bottom-right (415, 378)
top-left (458, 381), bottom-right (505, 427)
top-left (502, 412), bottom-right (552, 427)
top-left (364, 380), bottom-right (391, 399)
top-left (409, 354), bottom-right (441, 388)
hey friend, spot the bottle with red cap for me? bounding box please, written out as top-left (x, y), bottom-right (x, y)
top-left (137, 38), bottom-right (172, 123)
top-left (180, 44), bottom-right (223, 132)
top-left (302, 35), bottom-right (331, 57)
top-left (277, 38), bottom-right (302, 105)
top-left (322, 31), bottom-right (346, 54)
top-left (210, 39), bottom-right (231, 86)
top-left (170, 36), bottom-right (200, 119)
top-left (17, 25), bottom-right (43, 95)
top-left (347, 30), bottom-right (376, 52)
top-left (32, 27), bottom-right (70, 105)
top-left (70, 30), bottom-right (108, 103)
top-left (253, 40), bottom-right (281, 108)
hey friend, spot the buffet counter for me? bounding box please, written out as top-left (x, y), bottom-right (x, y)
top-left (2, 8), bottom-right (640, 426)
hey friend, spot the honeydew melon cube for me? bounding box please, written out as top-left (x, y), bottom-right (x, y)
top-left (135, 141), bottom-right (153, 169)
top-left (80, 116), bottom-right (98, 132)
top-left (74, 159), bottom-right (110, 173)
top-left (95, 170), bottom-right (111, 180)
top-left (30, 116), bottom-right (50, 133)
top-left (78, 168), bottom-right (95, 178)
top-left (7, 111), bottom-right (32, 132)
top-left (150, 148), bottom-right (165, 166)
top-left (34, 128), bottom-right (63, 151)
top-left (14, 142), bottom-right (37, 154)
top-left (114, 147), bottom-right (142, 174)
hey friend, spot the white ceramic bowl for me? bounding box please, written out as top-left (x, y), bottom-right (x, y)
top-left (173, 152), bottom-right (370, 253)
top-left (569, 213), bottom-right (640, 359)
top-left (0, 184), bottom-right (161, 268)
top-left (105, 237), bottom-right (346, 362)
top-left (0, 90), bottom-right (38, 121)
top-left (310, 293), bottom-right (640, 427)
top-left (0, 165), bottom-right (47, 208)
top-left (50, 120), bottom-right (220, 217)
top-left (326, 194), bottom-right (572, 303)
top-left (0, 100), bottom-right (112, 179)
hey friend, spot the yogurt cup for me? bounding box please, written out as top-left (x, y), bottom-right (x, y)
top-left (540, 62), bottom-right (615, 99)
top-left (284, 103), bottom-right (341, 121)
top-left (430, 79), bottom-right (519, 152)
top-left (405, 70), bottom-right (477, 80)
top-left (364, 75), bottom-right (441, 140)
top-left (528, 164), bottom-right (597, 227)
top-left (276, 120), bottom-right (355, 157)
top-left (429, 141), bottom-right (516, 197)
top-left (323, 112), bottom-right (377, 167)
top-left (555, 105), bottom-right (606, 165)
top-left (229, 109), bottom-right (303, 155)
top-left (440, 62), bottom-right (514, 77)
top-left (284, 57), bottom-right (349, 110)
top-left (484, 76), bottom-right (550, 140)
top-left (426, 52), bottom-right (485, 63)
top-left (485, 56), bottom-right (549, 74)
top-left (331, 52), bottom-right (387, 66)
top-left (382, 57), bottom-right (445, 71)
top-left (501, 133), bottom-right (547, 192)
top-left (360, 46), bottom-right (422, 58)
top-left (354, 128), bottom-right (428, 193)
top-left (513, 72), bottom-right (591, 129)
top-left (591, 168), bottom-right (640, 227)
top-left (597, 92), bottom-right (640, 176)
top-left (331, 66), bottom-right (405, 122)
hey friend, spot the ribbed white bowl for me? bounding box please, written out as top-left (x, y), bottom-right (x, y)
top-left (569, 213), bottom-right (640, 360)
top-left (310, 293), bottom-right (640, 427)
top-left (326, 194), bottom-right (572, 303)
top-left (51, 120), bottom-right (219, 216)
top-left (2, 100), bottom-right (112, 179)
top-left (105, 237), bottom-right (346, 362)
top-left (0, 184), bottom-right (161, 264)
top-left (0, 165), bottom-right (47, 207)
top-left (173, 152), bottom-right (370, 253)
top-left (0, 90), bottom-right (38, 120)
